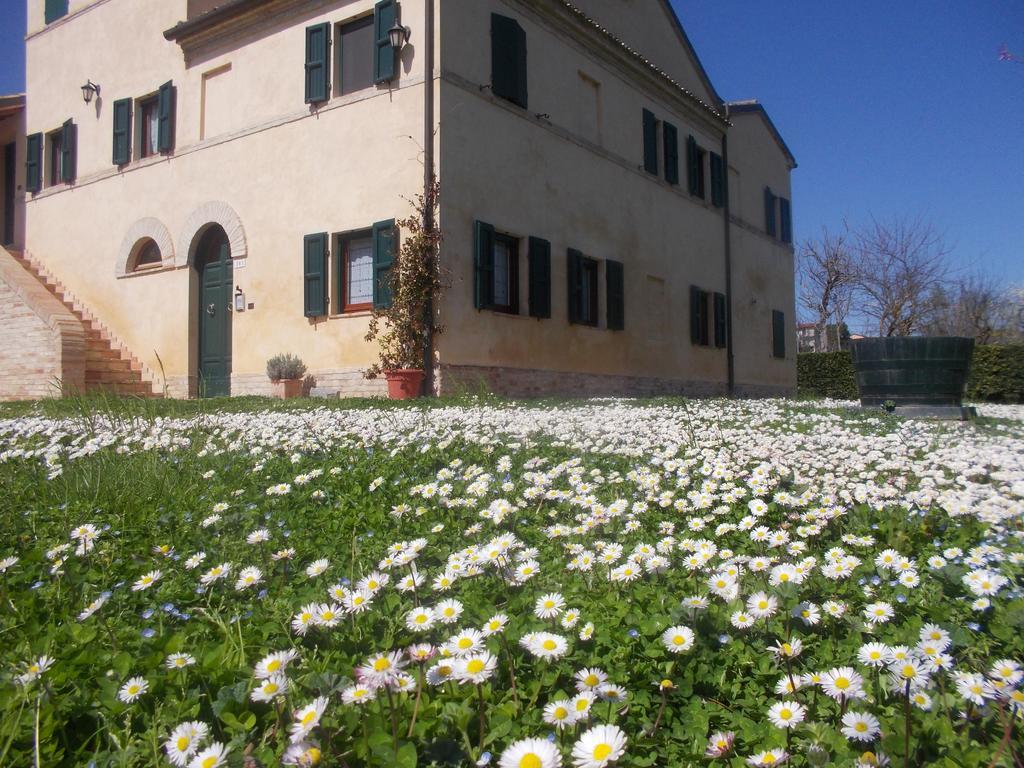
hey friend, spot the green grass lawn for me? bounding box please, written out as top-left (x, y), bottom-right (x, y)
top-left (1, 396), bottom-right (1022, 767)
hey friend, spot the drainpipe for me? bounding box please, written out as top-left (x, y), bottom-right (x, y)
top-left (721, 114), bottom-right (735, 397)
top-left (421, 0), bottom-right (436, 395)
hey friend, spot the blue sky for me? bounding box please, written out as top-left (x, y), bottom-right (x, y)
top-left (673, 0), bottom-right (1024, 285)
top-left (1, 0), bottom-right (1021, 284)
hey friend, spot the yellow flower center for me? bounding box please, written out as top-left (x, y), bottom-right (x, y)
top-left (467, 660), bottom-right (485, 674)
top-left (459, 638), bottom-right (472, 649)
top-left (585, 674), bottom-right (599, 686)
top-left (836, 677), bottom-right (850, 690)
top-left (264, 683), bottom-right (278, 694)
top-left (576, 699), bottom-right (589, 711)
top-left (306, 747), bottom-right (321, 765)
top-left (267, 660), bottom-right (281, 672)
top-left (302, 711), bottom-right (316, 726)
top-left (593, 744), bottom-right (613, 761)
top-left (544, 601), bottom-right (554, 609)
top-left (542, 639), bottom-right (557, 651)
top-left (415, 615), bottom-right (427, 624)
top-left (673, 636), bottom-right (685, 645)
top-left (780, 708), bottom-right (791, 719)
top-left (782, 643), bottom-right (792, 654)
top-left (780, 573), bottom-right (790, 582)
top-left (856, 722), bottom-right (868, 732)
top-left (764, 755), bottom-right (776, 764)
top-left (519, 755), bottom-right (542, 768)
top-left (177, 737), bottom-right (190, 751)
top-left (374, 659), bottom-right (391, 672)
top-left (554, 706), bottom-right (568, 719)
top-left (202, 757), bottom-right (217, 768)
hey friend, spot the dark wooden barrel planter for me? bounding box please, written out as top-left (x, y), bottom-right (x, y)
top-left (848, 337), bottom-right (974, 408)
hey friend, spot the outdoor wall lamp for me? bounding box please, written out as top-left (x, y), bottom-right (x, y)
top-left (81, 80), bottom-right (100, 104)
top-left (388, 20), bottom-right (411, 51)
top-left (234, 286), bottom-right (246, 312)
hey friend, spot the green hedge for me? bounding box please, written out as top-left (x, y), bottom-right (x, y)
top-left (797, 351), bottom-right (859, 400)
top-left (798, 345), bottom-right (1024, 402)
top-left (966, 344), bottom-right (1024, 402)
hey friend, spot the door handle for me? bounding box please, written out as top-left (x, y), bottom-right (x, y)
top-left (207, 303), bottom-right (216, 316)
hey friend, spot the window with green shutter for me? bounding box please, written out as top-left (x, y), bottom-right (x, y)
top-left (663, 121), bottom-right (679, 185)
top-left (642, 109), bottom-right (658, 175)
top-left (474, 220), bottom-right (495, 310)
top-left (372, 219), bottom-right (396, 309)
top-left (765, 187), bottom-right (777, 238)
top-left (713, 292), bottom-right (727, 348)
top-left (528, 236), bottom-right (551, 319)
top-left (305, 23), bottom-right (331, 103)
top-left (491, 14), bottom-right (528, 109)
top-left (112, 98), bottom-right (132, 165)
top-left (25, 133), bottom-right (42, 194)
top-left (60, 119), bottom-right (76, 184)
top-left (772, 309), bottom-right (786, 358)
top-left (606, 259), bottom-right (624, 331)
top-left (686, 135), bottom-right (699, 196)
top-left (44, 0), bottom-right (67, 24)
top-left (779, 197), bottom-right (792, 244)
top-left (567, 250), bottom-right (598, 326)
top-left (157, 81), bottom-right (175, 153)
top-left (710, 152), bottom-right (725, 208)
top-left (303, 233), bottom-right (328, 317)
top-left (374, 0), bottom-right (397, 84)
top-left (690, 285), bottom-right (709, 345)
top-left (567, 248), bottom-right (582, 323)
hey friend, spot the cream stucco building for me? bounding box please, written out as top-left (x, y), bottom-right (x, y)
top-left (3, 0), bottom-right (796, 399)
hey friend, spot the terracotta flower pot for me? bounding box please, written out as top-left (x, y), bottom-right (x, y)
top-left (271, 378), bottom-right (304, 399)
top-left (385, 369), bottom-right (424, 400)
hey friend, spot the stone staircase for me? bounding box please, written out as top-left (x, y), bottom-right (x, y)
top-left (9, 250), bottom-right (162, 397)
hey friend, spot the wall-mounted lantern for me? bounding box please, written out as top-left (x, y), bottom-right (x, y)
top-left (234, 286), bottom-right (246, 312)
top-left (388, 20), bottom-right (411, 53)
top-left (81, 80), bottom-right (100, 104)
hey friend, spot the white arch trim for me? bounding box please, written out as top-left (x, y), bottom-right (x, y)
top-left (116, 217), bottom-right (175, 277)
top-left (176, 201), bottom-right (247, 268)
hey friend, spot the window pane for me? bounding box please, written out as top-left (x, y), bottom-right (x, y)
top-left (580, 263), bottom-right (593, 322)
top-left (49, 133), bottom-right (63, 185)
top-left (141, 100), bottom-right (158, 157)
top-left (347, 238), bottom-right (374, 305)
top-left (339, 16), bottom-right (374, 95)
top-left (493, 240), bottom-right (510, 306)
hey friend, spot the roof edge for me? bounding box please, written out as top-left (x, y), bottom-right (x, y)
top-left (164, 0), bottom-right (279, 42)
top-left (726, 100), bottom-right (797, 169)
top-left (657, 0), bottom-right (725, 110)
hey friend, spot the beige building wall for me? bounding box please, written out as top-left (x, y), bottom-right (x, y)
top-left (23, 0), bottom-right (437, 397)
top-left (19, 0), bottom-right (795, 399)
top-left (727, 107), bottom-right (797, 395)
top-left (436, 0), bottom-right (734, 394)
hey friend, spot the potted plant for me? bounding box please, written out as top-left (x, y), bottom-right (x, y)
top-left (266, 353), bottom-right (308, 399)
top-left (364, 177), bottom-right (444, 400)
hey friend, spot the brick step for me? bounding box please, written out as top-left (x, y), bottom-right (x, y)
top-left (85, 371), bottom-right (151, 387)
top-left (84, 343), bottom-right (132, 360)
top-left (85, 381), bottom-right (160, 397)
top-left (85, 358), bottom-right (139, 375)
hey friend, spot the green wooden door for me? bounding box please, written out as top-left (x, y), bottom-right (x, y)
top-left (197, 228), bottom-right (232, 397)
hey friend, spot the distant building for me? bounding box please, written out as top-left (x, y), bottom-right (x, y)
top-left (1, 0), bottom-right (796, 400)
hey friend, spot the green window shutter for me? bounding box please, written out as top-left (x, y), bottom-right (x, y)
top-left (780, 197), bottom-right (792, 243)
top-left (303, 233), bottom-right (328, 317)
top-left (772, 309), bottom-right (786, 358)
top-left (305, 23), bottom-right (331, 103)
top-left (642, 109), bottom-right (658, 175)
top-left (713, 292), bottom-right (727, 348)
top-left (44, 0), bottom-right (67, 24)
top-left (60, 119), bottom-right (76, 183)
top-left (157, 81), bottom-right (175, 153)
top-left (567, 248), bottom-right (583, 323)
top-left (491, 14), bottom-right (528, 109)
top-left (663, 121), bottom-right (679, 185)
top-left (710, 152), bottom-right (724, 208)
top-left (764, 187), bottom-right (777, 237)
top-left (606, 259), bottom-right (624, 331)
top-left (372, 219), bottom-right (396, 309)
top-left (112, 98), bottom-right (132, 165)
top-left (527, 236), bottom-right (551, 319)
top-left (374, 0), bottom-right (397, 84)
top-left (474, 221), bottom-right (495, 309)
top-left (686, 135), bottom-right (699, 196)
top-left (689, 285), bottom-right (703, 345)
top-left (25, 133), bottom-right (42, 194)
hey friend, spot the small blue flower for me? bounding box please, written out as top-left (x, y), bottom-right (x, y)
top-left (340, 577), bottom-right (351, 586)
top-left (141, 628), bottom-right (156, 638)
top-left (162, 603), bottom-right (175, 613)
top-left (257, 589), bottom-right (268, 600)
top-left (966, 622), bottom-right (981, 632)
top-left (896, 594), bottom-right (907, 603)
top-left (141, 609), bottom-right (154, 619)
top-left (718, 634), bottom-right (732, 645)
top-left (476, 752), bottom-right (492, 766)
top-left (30, 581), bottom-right (44, 590)
top-left (195, 586), bottom-right (207, 595)
top-left (871, 576), bottom-right (881, 586)
top-left (628, 629), bottom-right (639, 638)
top-left (546, 732), bottom-right (557, 743)
top-left (100, 590), bottom-right (112, 599)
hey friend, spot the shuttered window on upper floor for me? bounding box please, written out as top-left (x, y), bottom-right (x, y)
top-left (25, 133), bottom-right (42, 194)
top-left (304, 233), bottom-right (329, 317)
top-left (44, 0), bottom-right (67, 24)
top-left (642, 109), bottom-right (658, 176)
top-left (528, 236), bottom-right (551, 319)
top-left (764, 187), bottom-right (777, 238)
top-left (687, 136), bottom-right (705, 199)
top-left (710, 152), bottom-right (725, 208)
top-left (772, 309), bottom-right (786, 358)
top-left (690, 285), bottom-right (709, 346)
top-left (112, 98), bottom-right (132, 165)
top-left (663, 122), bottom-right (679, 186)
top-left (305, 23), bottom-right (331, 103)
top-left (492, 14), bottom-right (528, 109)
top-left (779, 197), bottom-right (792, 244)
top-left (606, 259), bottom-right (624, 331)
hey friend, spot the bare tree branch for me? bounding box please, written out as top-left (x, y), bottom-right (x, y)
top-left (797, 226), bottom-right (855, 351)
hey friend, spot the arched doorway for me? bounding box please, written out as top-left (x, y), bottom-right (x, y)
top-left (195, 225), bottom-right (232, 397)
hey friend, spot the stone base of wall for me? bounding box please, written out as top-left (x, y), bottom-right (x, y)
top-left (230, 368), bottom-right (386, 398)
top-left (734, 382), bottom-right (797, 398)
top-left (437, 364), bottom-right (728, 399)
